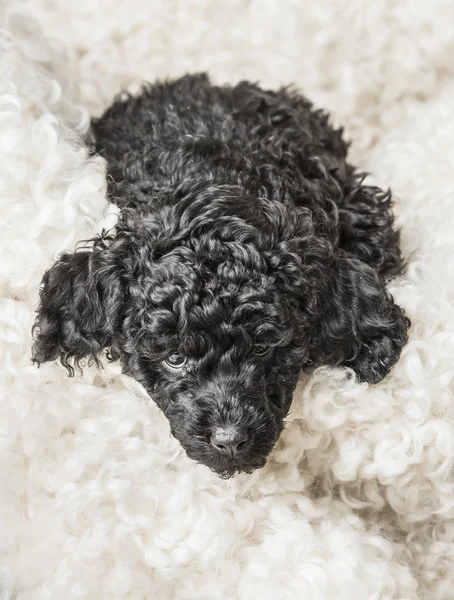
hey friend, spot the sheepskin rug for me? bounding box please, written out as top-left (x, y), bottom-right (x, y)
top-left (1, 1), bottom-right (454, 598)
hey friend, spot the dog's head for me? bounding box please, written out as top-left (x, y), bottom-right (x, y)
top-left (33, 182), bottom-right (322, 475)
top-left (33, 181), bottom-right (407, 475)
top-left (123, 249), bottom-right (306, 477)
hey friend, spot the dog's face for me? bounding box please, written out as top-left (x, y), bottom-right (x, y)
top-left (32, 183), bottom-right (317, 476)
top-left (119, 248), bottom-right (307, 477)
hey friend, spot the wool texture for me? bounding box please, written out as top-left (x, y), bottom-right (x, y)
top-left (0, 1), bottom-right (453, 598)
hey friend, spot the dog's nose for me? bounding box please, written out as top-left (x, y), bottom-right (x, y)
top-left (211, 427), bottom-right (249, 458)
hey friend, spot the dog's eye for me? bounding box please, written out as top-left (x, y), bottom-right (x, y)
top-left (164, 353), bottom-right (187, 370)
top-left (252, 344), bottom-right (269, 357)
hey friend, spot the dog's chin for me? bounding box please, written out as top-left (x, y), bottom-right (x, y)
top-left (208, 455), bottom-right (269, 479)
top-left (182, 445), bottom-right (270, 478)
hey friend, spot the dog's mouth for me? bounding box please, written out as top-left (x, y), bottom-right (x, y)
top-left (211, 455), bottom-right (268, 479)
top-left (205, 428), bottom-right (280, 478)
top-left (167, 388), bottom-right (288, 477)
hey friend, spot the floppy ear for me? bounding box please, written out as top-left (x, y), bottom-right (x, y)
top-left (32, 246), bottom-right (124, 374)
top-left (310, 252), bottom-right (409, 383)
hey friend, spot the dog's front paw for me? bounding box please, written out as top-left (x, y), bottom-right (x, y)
top-left (346, 314), bottom-right (410, 384)
top-left (347, 337), bottom-right (398, 383)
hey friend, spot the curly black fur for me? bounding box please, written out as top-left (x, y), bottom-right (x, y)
top-left (32, 74), bottom-right (409, 477)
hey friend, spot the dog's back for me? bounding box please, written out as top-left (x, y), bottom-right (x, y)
top-left (91, 73), bottom-right (350, 209)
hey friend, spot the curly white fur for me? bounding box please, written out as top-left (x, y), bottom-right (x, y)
top-left (0, 1), bottom-right (453, 598)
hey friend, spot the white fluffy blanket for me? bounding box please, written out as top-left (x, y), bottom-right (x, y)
top-left (1, 1), bottom-right (453, 598)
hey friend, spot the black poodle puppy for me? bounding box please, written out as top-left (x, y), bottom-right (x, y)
top-left (32, 74), bottom-right (409, 477)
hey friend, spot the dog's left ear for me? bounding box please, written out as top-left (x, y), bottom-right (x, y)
top-left (310, 253), bottom-right (409, 383)
top-left (32, 246), bottom-right (124, 374)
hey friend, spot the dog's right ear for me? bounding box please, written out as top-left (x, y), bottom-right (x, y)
top-left (32, 246), bottom-right (124, 374)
